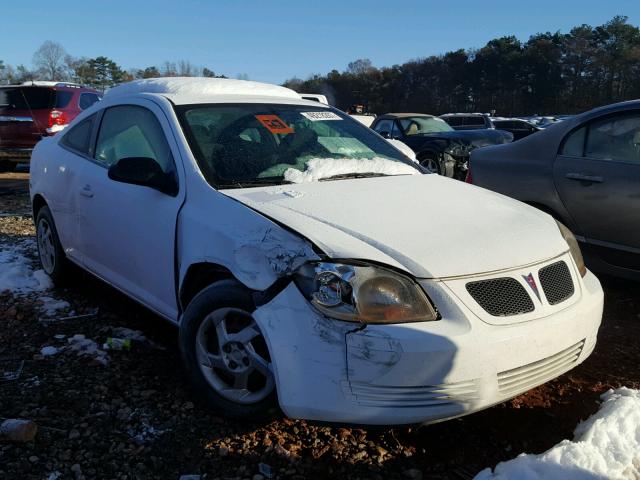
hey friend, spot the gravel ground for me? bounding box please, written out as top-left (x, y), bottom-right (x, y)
top-left (1, 172), bottom-right (639, 480)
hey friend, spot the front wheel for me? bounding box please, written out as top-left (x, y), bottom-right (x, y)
top-left (179, 280), bottom-right (278, 420)
top-left (418, 152), bottom-right (441, 175)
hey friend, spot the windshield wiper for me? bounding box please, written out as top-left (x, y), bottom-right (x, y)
top-left (218, 178), bottom-right (294, 189)
top-left (319, 172), bottom-right (394, 181)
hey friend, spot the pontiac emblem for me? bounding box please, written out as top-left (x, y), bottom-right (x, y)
top-left (522, 273), bottom-right (542, 302)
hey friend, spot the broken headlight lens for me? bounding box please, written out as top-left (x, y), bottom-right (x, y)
top-left (294, 262), bottom-right (438, 324)
top-left (555, 220), bottom-right (587, 277)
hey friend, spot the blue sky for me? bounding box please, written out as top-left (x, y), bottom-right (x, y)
top-left (2, 0), bottom-right (639, 84)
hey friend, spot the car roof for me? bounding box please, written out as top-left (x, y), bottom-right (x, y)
top-left (376, 113), bottom-right (435, 119)
top-left (103, 77), bottom-right (309, 105)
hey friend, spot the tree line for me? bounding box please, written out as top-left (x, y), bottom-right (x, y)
top-left (284, 16), bottom-right (640, 116)
top-left (1, 16), bottom-right (639, 115)
top-left (0, 41), bottom-right (227, 92)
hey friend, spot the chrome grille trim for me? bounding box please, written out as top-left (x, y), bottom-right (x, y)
top-left (539, 261), bottom-right (575, 305)
top-left (349, 380), bottom-right (479, 408)
top-left (497, 340), bottom-right (584, 396)
top-left (466, 277), bottom-right (534, 317)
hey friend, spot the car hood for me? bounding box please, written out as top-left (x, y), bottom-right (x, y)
top-left (222, 174), bottom-right (568, 279)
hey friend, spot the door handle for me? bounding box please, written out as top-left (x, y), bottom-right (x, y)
top-left (79, 184), bottom-right (94, 198)
top-left (565, 173), bottom-right (604, 183)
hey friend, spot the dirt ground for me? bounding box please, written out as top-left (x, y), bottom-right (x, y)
top-left (1, 171), bottom-right (638, 480)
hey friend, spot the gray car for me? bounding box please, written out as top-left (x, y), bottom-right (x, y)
top-left (469, 100), bottom-right (640, 281)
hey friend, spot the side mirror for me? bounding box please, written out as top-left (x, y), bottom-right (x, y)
top-left (108, 157), bottom-right (177, 196)
top-left (379, 131), bottom-right (391, 139)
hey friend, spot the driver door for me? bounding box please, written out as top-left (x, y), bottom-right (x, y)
top-left (76, 101), bottom-right (185, 319)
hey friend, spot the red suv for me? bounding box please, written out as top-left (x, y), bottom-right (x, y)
top-left (0, 82), bottom-right (101, 171)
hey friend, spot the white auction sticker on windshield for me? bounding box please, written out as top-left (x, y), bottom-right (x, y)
top-left (301, 111), bottom-right (342, 121)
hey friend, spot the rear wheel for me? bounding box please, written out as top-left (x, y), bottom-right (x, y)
top-left (35, 206), bottom-right (71, 285)
top-left (180, 280), bottom-right (278, 420)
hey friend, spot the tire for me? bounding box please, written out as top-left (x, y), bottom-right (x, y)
top-left (418, 152), bottom-right (441, 175)
top-left (179, 280), bottom-right (279, 420)
top-left (35, 206), bottom-right (71, 286)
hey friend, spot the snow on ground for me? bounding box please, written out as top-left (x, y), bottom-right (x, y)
top-left (67, 334), bottom-right (109, 365)
top-left (0, 238), bottom-right (72, 318)
top-left (38, 296), bottom-right (71, 317)
top-left (474, 388), bottom-right (640, 480)
top-left (283, 157), bottom-right (419, 183)
top-left (0, 240), bottom-right (52, 293)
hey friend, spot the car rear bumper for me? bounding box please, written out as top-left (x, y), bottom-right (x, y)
top-left (253, 269), bottom-right (603, 425)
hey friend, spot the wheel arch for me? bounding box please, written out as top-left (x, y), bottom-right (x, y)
top-left (32, 193), bottom-right (48, 219)
top-left (179, 262), bottom-right (239, 311)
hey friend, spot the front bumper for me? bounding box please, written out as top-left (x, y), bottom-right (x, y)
top-left (253, 269), bottom-right (603, 425)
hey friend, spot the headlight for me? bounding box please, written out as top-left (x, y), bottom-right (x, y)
top-left (293, 262), bottom-right (438, 324)
top-left (556, 220), bottom-right (587, 277)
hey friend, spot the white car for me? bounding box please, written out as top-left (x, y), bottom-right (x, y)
top-left (29, 77), bottom-right (603, 425)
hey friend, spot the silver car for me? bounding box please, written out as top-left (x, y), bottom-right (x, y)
top-left (469, 100), bottom-right (640, 281)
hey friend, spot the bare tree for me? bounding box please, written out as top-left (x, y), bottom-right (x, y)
top-left (33, 41), bottom-right (68, 80)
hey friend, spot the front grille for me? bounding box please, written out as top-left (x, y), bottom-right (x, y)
top-left (497, 340), bottom-right (584, 396)
top-left (349, 379), bottom-right (479, 408)
top-left (539, 261), bottom-right (575, 305)
top-left (466, 278), bottom-right (534, 317)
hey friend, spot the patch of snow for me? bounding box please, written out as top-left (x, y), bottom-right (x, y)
top-left (0, 241), bottom-right (52, 294)
top-left (40, 346), bottom-right (59, 357)
top-left (67, 334), bottom-right (109, 365)
top-left (283, 157), bottom-right (419, 183)
top-left (54, 334), bottom-right (66, 340)
top-left (104, 77), bottom-right (300, 101)
top-left (38, 296), bottom-right (71, 317)
top-left (46, 472), bottom-right (61, 480)
top-left (474, 387), bottom-right (640, 480)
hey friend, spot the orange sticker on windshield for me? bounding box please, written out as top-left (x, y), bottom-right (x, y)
top-left (255, 115), bottom-right (294, 134)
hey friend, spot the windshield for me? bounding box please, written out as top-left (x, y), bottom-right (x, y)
top-left (176, 104), bottom-right (421, 187)
top-left (399, 116), bottom-right (453, 135)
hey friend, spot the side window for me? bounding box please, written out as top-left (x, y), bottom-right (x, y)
top-left (443, 116), bottom-right (462, 127)
top-left (60, 114), bottom-right (96, 155)
top-left (391, 121), bottom-right (404, 138)
top-left (585, 114), bottom-right (640, 164)
top-left (78, 93), bottom-right (100, 110)
top-left (373, 119), bottom-right (393, 135)
top-left (54, 91), bottom-right (73, 108)
top-left (95, 105), bottom-right (174, 172)
top-left (79, 93), bottom-right (100, 110)
top-left (560, 126), bottom-right (586, 157)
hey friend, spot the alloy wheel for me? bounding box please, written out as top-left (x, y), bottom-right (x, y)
top-left (195, 307), bottom-right (275, 404)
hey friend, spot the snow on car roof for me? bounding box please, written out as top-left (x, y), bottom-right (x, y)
top-left (104, 77), bottom-right (302, 102)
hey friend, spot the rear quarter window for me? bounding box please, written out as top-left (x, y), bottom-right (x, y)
top-left (79, 93), bottom-right (100, 110)
top-left (54, 91), bottom-right (73, 108)
top-left (61, 114), bottom-right (96, 155)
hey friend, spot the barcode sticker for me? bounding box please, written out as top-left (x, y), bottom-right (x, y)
top-left (301, 111), bottom-right (342, 121)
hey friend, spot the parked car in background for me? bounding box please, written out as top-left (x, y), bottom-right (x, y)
top-left (440, 113), bottom-right (495, 130)
top-left (469, 100), bottom-right (640, 281)
top-left (371, 113), bottom-right (512, 179)
top-left (30, 77), bottom-right (602, 425)
top-left (0, 81), bottom-right (101, 171)
top-left (491, 118), bottom-right (543, 141)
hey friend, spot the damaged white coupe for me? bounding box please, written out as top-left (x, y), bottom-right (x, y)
top-left (29, 77), bottom-right (603, 425)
